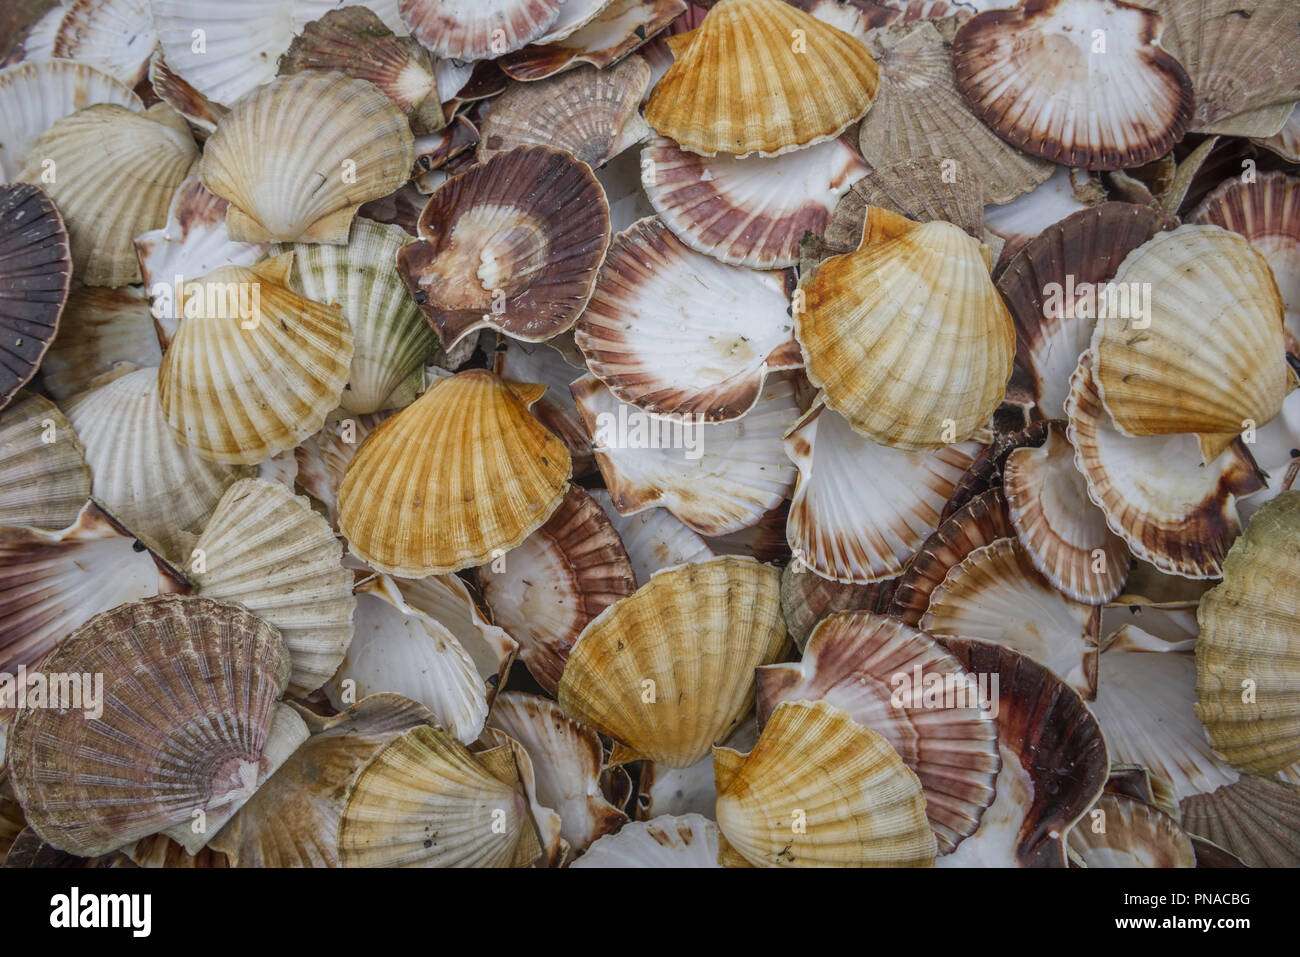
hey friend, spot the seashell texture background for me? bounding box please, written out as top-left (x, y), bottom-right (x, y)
top-left (0, 0), bottom-right (1297, 873)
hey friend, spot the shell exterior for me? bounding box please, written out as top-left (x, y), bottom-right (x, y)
top-left (7, 596), bottom-right (291, 857)
top-left (557, 556), bottom-right (788, 768)
top-left (499, 0), bottom-right (687, 82)
top-left (40, 286), bottom-right (160, 402)
top-left (1253, 103), bottom-right (1300, 163)
top-left (756, 612), bottom-right (1000, 855)
top-left (571, 813), bottom-right (720, 867)
top-left (208, 695), bottom-right (438, 867)
top-left (295, 411), bottom-right (394, 529)
top-left (590, 489), bottom-right (715, 586)
top-left (714, 700), bottom-right (937, 867)
top-left (493, 337), bottom-right (595, 476)
top-left (64, 366), bottom-right (255, 564)
top-left (398, 0), bottom-right (561, 60)
top-left (0, 391), bottom-right (89, 530)
top-left (488, 692), bottom-right (628, 853)
top-left (136, 174), bottom-right (271, 349)
top-left (984, 164), bottom-right (1102, 270)
top-left (0, 184), bottom-right (70, 409)
top-left (921, 537), bottom-right (1100, 698)
top-left (779, 560), bottom-right (896, 650)
top-left (0, 502), bottom-right (167, 680)
top-left (0, 59), bottom-right (141, 181)
top-left (279, 218), bottom-right (432, 415)
top-left (952, 0), bottom-right (1192, 169)
top-left (51, 0), bottom-right (157, 87)
top-left (1196, 492), bottom-right (1300, 774)
top-left (1065, 353), bottom-right (1266, 579)
top-left (646, 0), bottom-right (879, 158)
top-left (576, 217), bottom-right (799, 421)
top-left (279, 6), bottom-right (443, 134)
top-left (17, 103), bottom-right (196, 287)
top-left (1181, 774), bottom-right (1300, 868)
top-left (478, 58), bottom-right (650, 167)
top-left (1066, 792), bottom-right (1195, 867)
top-left (572, 372), bottom-right (800, 536)
top-left (157, 257), bottom-right (355, 465)
top-left (937, 638), bottom-right (1107, 867)
top-left (200, 72), bottom-right (414, 245)
top-left (799, 205), bottom-right (1014, 450)
top-left (189, 478), bottom-right (355, 695)
top-left (146, 47), bottom-right (229, 135)
top-left (338, 370), bottom-right (571, 577)
top-left (1003, 422), bottom-right (1130, 604)
top-left (858, 20), bottom-right (1053, 204)
top-left (398, 145), bottom-right (611, 349)
top-left (478, 484), bottom-right (635, 696)
top-left (1089, 224), bottom-right (1294, 462)
top-left (642, 133), bottom-right (869, 269)
top-left (337, 724), bottom-right (542, 867)
top-left (998, 202), bottom-right (1175, 419)
top-left (785, 401), bottom-right (984, 583)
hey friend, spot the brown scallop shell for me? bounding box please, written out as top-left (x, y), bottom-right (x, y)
top-left (499, 0), bottom-right (686, 82)
top-left (779, 561), bottom-right (896, 650)
top-left (399, 0), bottom-right (562, 61)
top-left (0, 392), bottom-right (90, 531)
top-left (398, 146), bottom-right (611, 349)
top-left (1181, 775), bottom-right (1300, 868)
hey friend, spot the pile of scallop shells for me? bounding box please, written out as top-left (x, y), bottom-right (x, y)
top-left (0, 0), bottom-right (1297, 869)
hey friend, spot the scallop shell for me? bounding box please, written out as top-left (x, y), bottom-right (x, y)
top-left (324, 575), bottom-right (489, 744)
top-left (478, 484), bottom-right (635, 695)
top-left (1253, 103), bottom-right (1300, 163)
top-left (135, 174), bottom-right (272, 349)
top-left (0, 392), bottom-right (89, 530)
top-left (571, 813), bottom-right (720, 867)
top-left (714, 700), bottom-right (937, 867)
top-left (778, 560), bottom-right (896, 650)
top-left (635, 719), bottom-right (757, 822)
top-left (200, 72), bottom-right (414, 245)
top-left (146, 48), bottom-right (228, 136)
top-left (0, 502), bottom-right (170, 681)
top-left (936, 638), bottom-right (1107, 867)
top-left (64, 366), bottom-right (255, 564)
top-left (1188, 171), bottom-right (1300, 341)
top-left (642, 133), bottom-right (868, 269)
top-left (1089, 625), bottom-right (1238, 802)
top-left (920, 537), bottom-right (1100, 698)
top-left (478, 58), bottom-right (650, 168)
top-left (150, 0), bottom-right (296, 105)
top-left (997, 202), bottom-right (1174, 419)
top-left (499, 0), bottom-right (686, 82)
top-left (756, 611), bottom-right (1000, 854)
top-left (984, 164), bottom-right (1103, 271)
top-left (1066, 352), bottom-right (1266, 579)
top-left (1003, 422), bottom-right (1130, 604)
top-left (17, 103), bottom-right (197, 287)
top-left (576, 217), bottom-right (799, 421)
top-left (188, 478), bottom-right (355, 696)
top-left (279, 6), bottom-right (442, 134)
top-left (1158, 0), bottom-right (1300, 135)
top-left (338, 370), bottom-right (571, 577)
top-left (1066, 791), bottom-right (1195, 867)
top-left (952, 0), bottom-right (1192, 170)
top-left (337, 724), bottom-right (542, 867)
top-left (0, 59), bottom-right (141, 181)
top-left (1181, 774), bottom-right (1300, 868)
top-left (294, 411), bottom-right (394, 528)
top-left (645, 0), bottom-right (879, 158)
top-left (557, 556), bottom-right (787, 768)
top-left (571, 373), bottom-right (800, 537)
top-left (156, 257), bottom-right (354, 465)
top-left (590, 489), bottom-right (715, 586)
top-left (278, 218), bottom-right (432, 415)
top-left (1195, 492), bottom-right (1300, 774)
top-left (0, 184), bottom-right (69, 409)
top-left (488, 692), bottom-right (628, 853)
top-left (786, 402), bottom-right (984, 583)
top-left (398, 0), bottom-right (561, 60)
top-left (857, 20), bottom-right (1053, 204)
top-left (40, 286), bottom-right (160, 402)
top-left (798, 205), bottom-right (1014, 450)
top-left (1089, 224), bottom-right (1294, 463)
top-left (51, 0), bottom-right (156, 88)
top-left (398, 146), bottom-right (611, 349)
top-left (5, 3), bottom-right (67, 65)
top-left (493, 337), bottom-right (594, 477)
top-left (824, 157), bottom-right (986, 256)
top-left (7, 596), bottom-right (290, 857)
top-left (890, 487), bottom-right (1012, 626)
top-left (940, 420), bottom-right (1050, 522)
